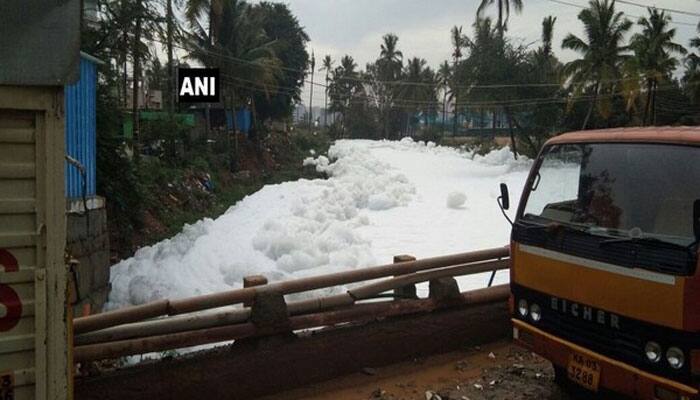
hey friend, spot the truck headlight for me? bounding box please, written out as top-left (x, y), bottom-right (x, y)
top-left (666, 347), bottom-right (685, 369)
top-left (518, 299), bottom-right (528, 317)
top-left (645, 342), bottom-right (662, 363)
top-left (530, 303), bottom-right (542, 322)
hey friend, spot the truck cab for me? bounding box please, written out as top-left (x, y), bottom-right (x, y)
top-left (508, 127), bottom-right (700, 399)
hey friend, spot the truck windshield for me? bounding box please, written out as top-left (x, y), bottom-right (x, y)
top-left (522, 143), bottom-right (700, 247)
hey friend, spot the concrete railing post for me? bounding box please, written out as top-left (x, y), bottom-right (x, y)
top-left (243, 275), bottom-right (268, 307)
top-left (429, 277), bottom-right (462, 303)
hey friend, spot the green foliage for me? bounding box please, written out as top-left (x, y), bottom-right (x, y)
top-left (140, 117), bottom-right (192, 166)
top-left (630, 8), bottom-right (687, 125)
top-left (252, 2), bottom-right (310, 120)
top-left (477, 0), bottom-right (523, 34)
top-left (561, 0), bottom-right (633, 129)
top-left (95, 84), bottom-right (147, 240)
top-left (186, 0), bottom-right (309, 131)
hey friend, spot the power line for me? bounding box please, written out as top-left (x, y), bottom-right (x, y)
top-left (218, 69), bottom-right (700, 109)
top-left (151, 30), bottom-right (697, 95)
top-left (545, 0), bottom-right (699, 27)
top-left (614, 0), bottom-right (700, 18)
top-left (173, 38), bottom-right (693, 94)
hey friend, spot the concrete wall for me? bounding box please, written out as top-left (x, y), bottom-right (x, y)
top-left (66, 198), bottom-right (110, 315)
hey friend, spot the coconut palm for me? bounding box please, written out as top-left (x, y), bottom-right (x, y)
top-left (185, 0), bottom-right (224, 44)
top-left (450, 26), bottom-right (468, 134)
top-left (530, 16), bottom-right (558, 80)
top-left (397, 58), bottom-right (437, 135)
top-left (376, 34), bottom-right (403, 138)
top-left (437, 61), bottom-right (452, 129)
top-left (328, 55), bottom-right (361, 135)
top-left (630, 8), bottom-right (687, 125)
top-left (562, 0), bottom-right (632, 130)
top-left (189, 0), bottom-right (280, 92)
top-left (320, 55), bottom-right (334, 126)
top-left (476, 0), bottom-right (523, 36)
top-left (188, 0), bottom-right (281, 133)
top-left (541, 16), bottom-right (556, 58)
top-left (379, 33), bottom-right (403, 80)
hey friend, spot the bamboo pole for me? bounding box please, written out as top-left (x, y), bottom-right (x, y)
top-left (74, 247), bottom-right (509, 334)
top-left (75, 259), bottom-right (509, 346)
top-left (74, 285), bottom-right (510, 362)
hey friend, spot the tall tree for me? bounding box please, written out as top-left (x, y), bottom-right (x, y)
top-left (397, 57), bottom-right (438, 136)
top-left (518, 16), bottom-right (564, 156)
top-left (376, 33), bottom-right (404, 139)
top-left (476, 0), bottom-right (523, 36)
top-left (450, 26), bottom-right (468, 135)
top-left (541, 16), bottom-right (556, 57)
top-left (188, 0), bottom-right (281, 140)
top-left (185, 0), bottom-right (224, 45)
top-left (436, 61), bottom-right (452, 130)
top-left (251, 2), bottom-right (310, 121)
top-left (630, 8), bottom-right (687, 125)
top-left (328, 55), bottom-right (361, 136)
top-left (562, 0), bottom-right (632, 130)
top-left (379, 33), bottom-right (403, 78)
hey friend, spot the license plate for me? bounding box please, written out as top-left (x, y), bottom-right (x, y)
top-left (567, 353), bottom-right (600, 392)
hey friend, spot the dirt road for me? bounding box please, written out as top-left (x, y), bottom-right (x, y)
top-left (263, 340), bottom-right (628, 400)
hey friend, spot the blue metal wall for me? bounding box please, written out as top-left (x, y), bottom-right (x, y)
top-left (64, 55), bottom-right (97, 199)
top-left (226, 108), bottom-right (252, 135)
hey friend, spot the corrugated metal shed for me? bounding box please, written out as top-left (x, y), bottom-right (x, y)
top-left (226, 108), bottom-right (252, 134)
top-left (64, 53), bottom-right (101, 199)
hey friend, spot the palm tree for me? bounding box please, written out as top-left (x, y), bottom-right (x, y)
top-left (531, 16), bottom-right (558, 81)
top-left (541, 16), bottom-right (556, 58)
top-left (185, 0), bottom-right (224, 45)
top-left (320, 55), bottom-right (334, 127)
top-left (379, 33), bottom-right (403, 80)
top-left (630, 8), bottom-right (687, 125)
top-left (562, 0), bottom-right (632, 130)
top-left (437, 61), bottom-right (452, 130)
top-left (190, 0), bottom-right (281, 95)
top-left (477, 0), bottom-right (523, 36)
top-left (451, 26), bottom-right (468, 135)
top-left (328, 55), bottom-right (361, 136)
top-left (377, 34), bottom-right (403, 138)
top-left (397, 58), bottom-right (437, 136)
top-left (188, 0), bottom-right (281, 139)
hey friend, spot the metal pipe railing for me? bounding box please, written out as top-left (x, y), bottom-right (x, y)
top-left (74, 258), bottom-right (509, 346)
top-left (74, 285), bottom-right (510, 362)
top-left (74, 246), bottom-right (510, 334)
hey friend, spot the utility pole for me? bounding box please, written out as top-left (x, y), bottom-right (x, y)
top-left (324, 72), bottom-right (329, 128)
top-left (308, 51), bottom-right (315, 132)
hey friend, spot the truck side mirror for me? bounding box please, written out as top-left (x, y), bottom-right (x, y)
top-left (694, 200), bottom-right (700, 241)
top-left (499, 183), bottom-right (510, 211)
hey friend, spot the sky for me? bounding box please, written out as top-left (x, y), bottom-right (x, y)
top-left (279, 0), bottom-right (700, 108)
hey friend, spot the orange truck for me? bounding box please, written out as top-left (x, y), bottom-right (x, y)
top-left (502, 127), bottom-right (700, 399)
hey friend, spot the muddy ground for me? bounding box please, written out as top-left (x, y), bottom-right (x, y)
top-left (264, 340), bottom-right (620, 400)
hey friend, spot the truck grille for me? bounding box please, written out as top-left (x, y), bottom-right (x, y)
top-left (512, 284), bottom-right (695, 384)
